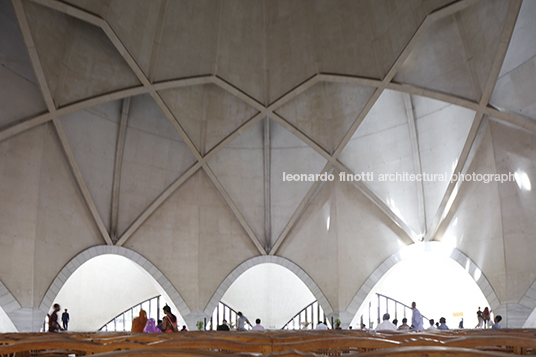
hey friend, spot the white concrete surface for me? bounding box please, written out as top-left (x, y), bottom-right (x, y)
top-left (1, 0), bottom-right (536, 331)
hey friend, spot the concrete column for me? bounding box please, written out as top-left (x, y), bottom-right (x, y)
top-left (184, 312), bottom-right (211, 331)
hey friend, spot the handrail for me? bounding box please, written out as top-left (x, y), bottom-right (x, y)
top-left (376, 293), bottom-right (430, 326)
top-left (99, 295), bottom-right (161, 331)
top-left (206, 301), bottom-right (239, 330)
top-left (282, 300), bottom-right (330, 330)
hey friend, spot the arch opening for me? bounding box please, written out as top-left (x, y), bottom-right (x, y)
top-left (350, 248), bottom-right (490, 329)
top-left (217, 263), bottom-right (317, 329)
top-left (52, 254), bottom-right (186, 331)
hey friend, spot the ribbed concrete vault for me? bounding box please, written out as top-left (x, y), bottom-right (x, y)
top-left (1, 0), bottom-right (536, 331)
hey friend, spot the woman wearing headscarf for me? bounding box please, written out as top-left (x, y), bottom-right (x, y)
top-left (161, 305), bottom-right (178, 332)
top-left (131, 309), bottom-right (148, 333)
top-left (143, 318), bottom-right (161, 333)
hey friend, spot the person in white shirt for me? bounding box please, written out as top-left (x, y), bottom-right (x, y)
top-left (427, 319), bottom-right (437, 330)
top-left (237, 312), bottom-right (252, 331)
top-left (252, 318), bottom-right (265, 331)
top-left (491, 315), bottom-right (502, 329)
top-left (376, 313), bottom-right (397, 332)
top-left (411, 302), bottom-right (424, 331)
top-left (316, 321), bottom-right (328, 330)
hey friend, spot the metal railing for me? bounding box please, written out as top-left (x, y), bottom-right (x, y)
top-left (282, 301), bottom-right (331, 330)
top-left (100, 295), bottom-right (161, 331)
top-left (375, 293), bottom-right (429, 327)
top-left (206, 301), bottom-right (239, 330)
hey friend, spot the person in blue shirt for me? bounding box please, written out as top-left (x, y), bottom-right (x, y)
top-left (492, 315), bottom-right (502, 329)
top-left (437, 317), bottom-right (449, 330)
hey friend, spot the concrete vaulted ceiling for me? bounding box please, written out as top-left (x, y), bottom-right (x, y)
top-left (1, 0), bottom-right (536, 331)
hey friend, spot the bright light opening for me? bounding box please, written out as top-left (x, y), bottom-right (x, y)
top-left (350, 248), bottom-right (489, 329)
top-left (515, 170), bottom-right (532, 191)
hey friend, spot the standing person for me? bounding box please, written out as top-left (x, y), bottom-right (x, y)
top-left (482, 307), bottom-right (491, 328)
top-left (411, 302), bottom-right (424, 331)
top-left (48, 303), bottom-right (64, 332)
top-left (131, 309), bottom-right (148, 332)
top-left (458, 318), bottom-right (464, 329)
top-left (236, 312), bottom-right (252, 331)
top-left (161, 305), bottom-right (178, 332)
top-left (252, 318), bottom-right (265, 331)
top-left (475, 307), bottom-right (483, 328)
top-left (61, 309), bottom-right (70, 331)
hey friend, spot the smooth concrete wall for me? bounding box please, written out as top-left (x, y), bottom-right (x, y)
top-left (3, 0), bottom-right (536, 332)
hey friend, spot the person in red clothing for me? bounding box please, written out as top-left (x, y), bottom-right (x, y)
top-left (131, 309), bottom-right (148, 332)
top-left (161, 305), bottom-right (178, 332)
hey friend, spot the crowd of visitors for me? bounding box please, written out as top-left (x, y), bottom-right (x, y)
top-left (373, 303), bottom-right (502, 332)
top-left (48, 301), bottom-right (502, 333)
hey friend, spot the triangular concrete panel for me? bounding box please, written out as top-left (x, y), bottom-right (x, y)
top-left (270, 119), bottom-right (328, 247)
top-left (277, 168), bottom-right (408, 312)
top-left (34, 124), bottom-right (104, 304)
top-left (124, 169), bottom-right (260, 312)
top-left (412, 94), bottom-right (476, 231)
top-left (266, 1), bottom-right (316, 104)
top-left (60, 100), bottom-right (122, 232)
top-left (216, 0), bottom-right (265, 105)
top-left (154, 0), bottom-right (219, 82)
top-left (208, 119), bottom-right (265, 246)
top-left (159, 84), bottom-right (258, 155)
top-left (275, 82), bottom-right (376, 154)
top-left (394, 13), bottom-right (478, 101)
top-left (0, 124), bottom-right (47, 308)
top-left (103, 0), bottom-right (163, 78)
top-left (491, 0), bottom-right (536, 120)
top-left (23, 1), bottom-right (141, 107)
top-left (455, 0), bottom-right (510, 98)
top-left (333, 168), bottom-right (413, 310)
top-left (315, 0), bottom-right (428, 79)
top-left (0, 1), bottom-right (46, 128)
top-left (339, 90), bottom-right (422, 236)
top-left (489, 119), bottom-right (536, 301)
top-left (117, 94), bottom-right (197, 236)
top-left (436, 119), bottom-right (506, 301)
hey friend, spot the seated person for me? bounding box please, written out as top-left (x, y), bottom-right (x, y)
top-left (131, 309), bottom-right (148, 333)
top-left (252, 318), bottom-right (265, 331)
top-left (397, 317), bottom-right (410, 330)
top-left (492, 315), bottom-right (502, 329)
top-left (316, 321), bottom-right (328, 330)
top-left (376, 313), bottom-right (397, 331)
top-left (217, 319), bottom-right (231, 331)
top-left (143, 318), bottom-right (161, 333)
top-left (427, 319), bottom-right (437, 330)
top-left (161, 305), bottom-right (178, 332)
top-left (437, 317), bottom-right (449, 330)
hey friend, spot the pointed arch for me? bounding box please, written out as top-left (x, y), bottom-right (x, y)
top-left (203, 255), bottom-right (333, 318)
top-left (345, 242), bottom-right (499, 320)
top-left (39, 245), bottom-right (191, 322)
